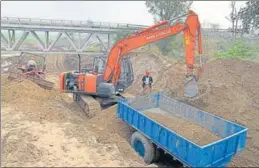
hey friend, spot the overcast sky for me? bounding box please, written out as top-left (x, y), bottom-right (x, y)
top-left (1, 1), bottom-right (247, 28)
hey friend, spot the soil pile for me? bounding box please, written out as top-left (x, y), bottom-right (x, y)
top-left (143, 108), bottom-right (220, 146)
top-left (123, 52), bottom-right (259, 166)
top-left (2, 78), bottom-right (50, 102)
top-left (85, 105), bottom-right (145, 165)
top-left (1, 76), bottom-right (146, 167)
top-left (2, 51), bottom-right (259, 167)
top-left (1, 77), bottom-right (69, 122)
top-left (188, 59), bottom-right (259, 167)
top-left (125, 51), bottom-right (186, 96)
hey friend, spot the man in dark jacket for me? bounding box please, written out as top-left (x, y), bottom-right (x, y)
top-left (142, 71), bottom-right (153, 94)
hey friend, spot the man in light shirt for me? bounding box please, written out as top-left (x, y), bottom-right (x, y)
top-left (142, 71), bottom-right (153, 94)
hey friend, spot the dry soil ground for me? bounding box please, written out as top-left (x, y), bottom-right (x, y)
top-left (143, 108), bottom-right (220, 146)
top-left (1, 51), bottom-right (259, 167)
top-left (1, 54), bottom-right (146, 167)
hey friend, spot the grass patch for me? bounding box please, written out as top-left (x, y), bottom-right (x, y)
top-left (216, 40), bottom-right (258, 60)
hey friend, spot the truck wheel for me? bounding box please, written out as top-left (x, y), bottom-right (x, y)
top-left (153, 148), bottom-right (161, 162)
top-left (131, 131), bottom-right (155, 164)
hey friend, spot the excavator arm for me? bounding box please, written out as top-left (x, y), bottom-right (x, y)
top-left (103, 10), bottom-right (202, 85)
top-left (59, 10), bottom-right (203, 116)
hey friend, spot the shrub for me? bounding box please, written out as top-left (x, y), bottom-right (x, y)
top-left (216, 40), bottom-right (254, 60)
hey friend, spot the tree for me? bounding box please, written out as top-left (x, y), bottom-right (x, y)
top-left (113, 31), bottom-right (131, 44)
top-left (239, 0), bottom-right (259, 34)
top-left (225, 1), bottom-right (241, 38)
top-left (145, 0), bottom-right (193, 56)
top-left (145, 0), bottom-right (193, 22)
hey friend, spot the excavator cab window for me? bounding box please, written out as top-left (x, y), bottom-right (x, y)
top-left (84, 54), bottom-right (134, 93)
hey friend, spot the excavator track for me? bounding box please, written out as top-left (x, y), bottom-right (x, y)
top-left (73, 93), bottom-right (101, 118)
top-left (73, 92), bottom-right (135, 118)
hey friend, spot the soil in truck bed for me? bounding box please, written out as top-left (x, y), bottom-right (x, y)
top-left (143, 108), bottom-right (220, 146)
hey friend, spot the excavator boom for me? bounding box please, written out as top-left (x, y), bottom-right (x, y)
top-left (104, 10), bottom-right (202, 85)
top-left (60, 10), bottom-right (203, 116)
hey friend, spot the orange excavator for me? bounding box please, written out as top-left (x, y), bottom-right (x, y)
top-left (60, 10), bottom-right (203, 117)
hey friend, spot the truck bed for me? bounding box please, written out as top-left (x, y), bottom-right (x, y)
top-left (143, 108), bottom-right (220, 146)
top-left (117, 93), bottom-right (248, 167)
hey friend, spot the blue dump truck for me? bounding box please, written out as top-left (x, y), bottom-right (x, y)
top-left (117, 93), bottom-right (248, 167)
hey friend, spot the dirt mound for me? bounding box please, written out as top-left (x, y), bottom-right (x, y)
top-left (1, 76), bottom-right (72, 123)
top-left (2, 78), bottom-right (50, 102)
top-left (123, 52), bottom-right (259, 166)
top-left (184, 58), bottom-right (259, 118)
top-left (144, 108), bottom-right (220, 146)
top-left (188, 59), bottom-right (259, 166)
top-left (126, 52), bottom-right (171, 95)
top-left (2, 51), bottom-right (259, 166)
top-left (85, 105), bottom-right (145, 165)
top-left (1, 76), bottom-right (146, 167)
top-left (155, 57), bottom-right (259, 166)
top-left (1, 75), bottom-right (11, 86)
top-left (198, 58), bottom-right (259, 105)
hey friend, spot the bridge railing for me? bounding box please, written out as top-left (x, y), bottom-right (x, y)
top-left (1, 16), bottom-right (148, 29)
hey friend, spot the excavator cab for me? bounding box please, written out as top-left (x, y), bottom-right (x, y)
top-left (91, 55), bottom-right (134, 93)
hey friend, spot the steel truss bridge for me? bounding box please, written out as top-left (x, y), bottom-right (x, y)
top-left (2, 16), bottom-right (258, 56)
top-left (1, 17), bottom-right (148, 55)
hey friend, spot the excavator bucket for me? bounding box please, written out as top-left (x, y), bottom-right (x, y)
top-left (184, 54), bottom-right (205, 98)
top-left (184, 76), bottom-right (198, 98)
top-left (8, 71), bottom-right (54, 90)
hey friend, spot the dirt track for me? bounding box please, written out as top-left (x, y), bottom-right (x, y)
top-left (1, 51), bottom-right (259, 167)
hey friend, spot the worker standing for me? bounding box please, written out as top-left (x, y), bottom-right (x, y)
top-left (142, 71), bottom-right (153, 95)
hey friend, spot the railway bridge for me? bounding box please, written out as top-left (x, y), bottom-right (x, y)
top-left (1, 17), bottom-right (148, 55)
top-left (2, 16), bottom-right (258, 57)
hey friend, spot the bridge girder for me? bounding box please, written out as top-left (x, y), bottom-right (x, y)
top-left (1, 17), bottom-right (147, 55)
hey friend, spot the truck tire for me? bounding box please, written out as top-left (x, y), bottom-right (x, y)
top-left (153, 148), bottom-right (161, 162)
top-left (131, 131), bottom-right (155, 164)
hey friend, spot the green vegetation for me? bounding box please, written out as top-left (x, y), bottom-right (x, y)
top-left (143, 0), bottom-right (259, 63)
top-left (216, 40), bottom-right (257, 60)
top-left (113, 31), bottom-right (131, 44)
top-left (142, 34), bottom-right (185, 60)
top-left (163, 34), bottom-right (184, 60)
top-left (145, 0), bottom-right (192, 60)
